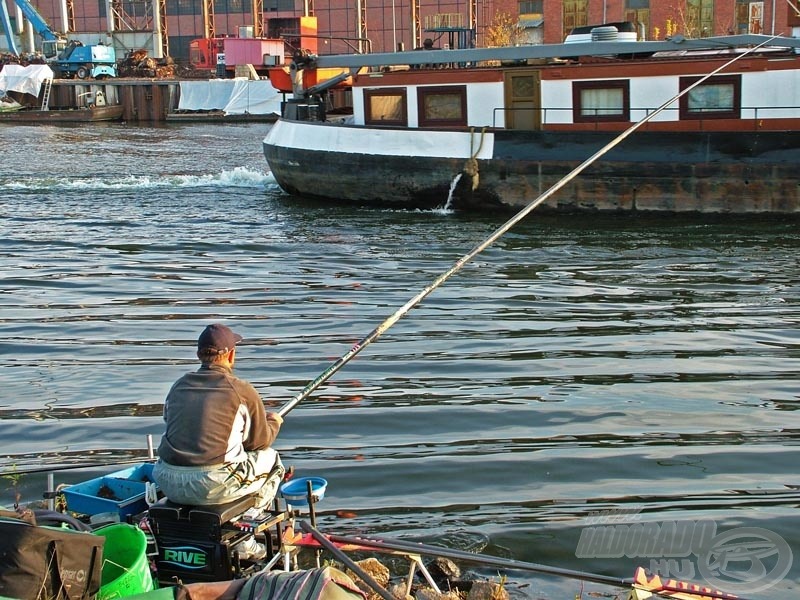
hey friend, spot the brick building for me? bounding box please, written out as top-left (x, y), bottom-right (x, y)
top-left (3, 0), bottom-right (800, 62)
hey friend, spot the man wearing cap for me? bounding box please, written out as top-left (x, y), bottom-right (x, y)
top-left (153, 324), bottom-right (285, 516)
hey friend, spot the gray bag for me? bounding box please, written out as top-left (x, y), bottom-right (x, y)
top-left (238, 566), bottom-right (367, 600)
top-left (0, 517), bottom-right (105, 600)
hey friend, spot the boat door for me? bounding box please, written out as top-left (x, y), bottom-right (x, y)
top-left (503, 69), bottom-right (541, 130)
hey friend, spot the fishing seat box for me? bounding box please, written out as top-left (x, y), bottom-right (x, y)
top-left (147, 495), bottom-right (255, 584)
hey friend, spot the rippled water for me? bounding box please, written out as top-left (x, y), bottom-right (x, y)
top-left (1, 122), bottom-right (798, 598)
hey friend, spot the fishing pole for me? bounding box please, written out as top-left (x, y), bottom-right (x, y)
top-left (277, 34), bottom-right (784, 419)
top-left (328, 532), bottom-right (630, 588)
top-left (0, 457), bottom-right (155, 478)
top-left (325, 533), bottom-right (749, 600)
top-left (0, 435), bottom-right (156, 477)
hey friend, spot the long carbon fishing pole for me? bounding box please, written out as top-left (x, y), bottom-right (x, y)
top-left (329, 532), bottom-right (630, 588)
top-left (277, 34), bottom-right (783, 418)
top-left (0, 457), bottom-right (154, 477)
top-left (0, 437), bottom-right (156, 477)
top-left (325, 533), bottom-right (749, 600)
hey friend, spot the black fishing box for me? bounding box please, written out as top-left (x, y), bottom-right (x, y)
top-left (147, 495), bottom-right (254, 584)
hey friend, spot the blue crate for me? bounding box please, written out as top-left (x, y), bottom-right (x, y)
top-left (62, 463), bottom-right (156, 519)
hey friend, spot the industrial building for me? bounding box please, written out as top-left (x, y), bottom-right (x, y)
top-left (2, 0), bottom-right (799, 64)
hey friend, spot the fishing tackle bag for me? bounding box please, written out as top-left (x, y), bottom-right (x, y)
top-left (0, 517), bottom-right (105, 600)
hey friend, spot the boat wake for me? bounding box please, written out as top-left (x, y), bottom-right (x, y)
top-left (1, 166), bottom-right (278, 191)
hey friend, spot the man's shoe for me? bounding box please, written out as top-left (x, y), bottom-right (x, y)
top-left (235, 536), bottom-right (267, 560)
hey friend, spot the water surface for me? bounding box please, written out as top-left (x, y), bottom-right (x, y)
top-left (1, 122), bottom-right (798, 598)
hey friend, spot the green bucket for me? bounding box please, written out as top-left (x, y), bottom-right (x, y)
top-left (94, 523), bottom-right (155, 599)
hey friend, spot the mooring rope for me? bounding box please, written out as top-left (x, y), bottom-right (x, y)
top-left (463, 126), bottom-right (487, 190)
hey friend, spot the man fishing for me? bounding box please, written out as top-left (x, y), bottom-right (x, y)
top-left (153, 323), bottom-right (284, 558)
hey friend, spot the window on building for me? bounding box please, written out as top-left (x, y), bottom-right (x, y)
top-left (518, 0), bottom-right (543, 14)
top-left (679, 75), bottom-right (741, 120)
top-left (790, 1), bottom-right (800, 27)
top-left (625, 0), bottom-right (649, 39)
top-left (572, 81), bottom-right (630, 123)
top-left (263, 0), bottom-right (295, 10)
top-left (167, 0), bottom-right (198, 17)
top-left (687, 0), bottom-right (714, 37)
top-left (215, 0), bottom-right (246, 14)
top-left (734, 1), bottom-right (764, 33)
top-left (114, 0), bottom-right (148, 21)
top-left (418, 86), bottom-right (468, 128)
top-left (170, 35), bottom-right (195, 60)
top-left (734, 0), bottom-right (764, 34)
top-left (364, 89), bottom-right (408, 126)
top-left (563, 0), bottom-right (588, 41)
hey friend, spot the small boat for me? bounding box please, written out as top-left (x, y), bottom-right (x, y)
top-left (262, 33), bottom-right (800, 214)
top-left (0, 63), bottom-right (124, 124)
top-left (0, 103), bottom-right (124, 123)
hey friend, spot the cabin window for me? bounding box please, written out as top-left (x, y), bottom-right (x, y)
top-left (679, 75), bottom-right (741, 120)
top-left (572, 80), bottom-right (630, 122)
top-left (364, 89), bottom-right (408, 126)
top-left (417, 86), bottom-right (468, 128)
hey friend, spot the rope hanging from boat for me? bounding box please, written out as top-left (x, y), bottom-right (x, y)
top-left (463, 126), bottom-right (487, 191)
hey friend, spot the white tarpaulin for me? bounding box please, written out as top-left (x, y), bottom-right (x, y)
top-left (178, 79), bottom-right (281, 115)
top-left (0, 64), bottom-right (54, 96)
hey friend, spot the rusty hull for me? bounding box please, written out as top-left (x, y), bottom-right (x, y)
top-left (264, 128), bottom-right (800, 214)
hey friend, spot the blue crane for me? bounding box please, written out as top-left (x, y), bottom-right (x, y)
top-left (10, 0), bottom-right (66, 57)
top-left (1, 0), bottom-right (20, 55)
top-left (1, 0), bottom-right (117, 79)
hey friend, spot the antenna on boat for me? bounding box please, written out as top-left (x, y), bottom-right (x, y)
top-left (277, 33), bottom-right (784, 419)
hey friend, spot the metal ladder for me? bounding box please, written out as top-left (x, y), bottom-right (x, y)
top-left (40, 78), bottom-right (52, 111)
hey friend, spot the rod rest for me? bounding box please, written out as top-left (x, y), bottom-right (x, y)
top-left (148, 495), bottom-right (256, 527)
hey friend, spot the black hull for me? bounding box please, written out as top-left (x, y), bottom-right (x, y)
top-left (263, 124), bottom-right (800, 214)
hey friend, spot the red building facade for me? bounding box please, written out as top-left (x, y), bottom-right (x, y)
top-left (4, 0), bottom-right (800, 61)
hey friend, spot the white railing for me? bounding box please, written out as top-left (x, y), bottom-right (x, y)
top-left (491, 105), bottom-right (800, 129)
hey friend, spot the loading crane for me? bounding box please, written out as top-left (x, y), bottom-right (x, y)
top-left (10, 0), bottom-right (65, 57)
top-left (1, 0), bottom-right (19, 54)
top-left (2, 0), bottom-right (117, 78)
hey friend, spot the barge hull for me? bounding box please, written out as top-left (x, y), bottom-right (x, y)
top-left (263, 121), bottom-right (800, 213)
